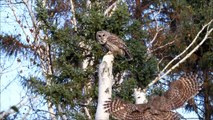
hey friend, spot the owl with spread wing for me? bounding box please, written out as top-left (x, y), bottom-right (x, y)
top-left (104, 74), bottom-right (201, 120)
top-left (96, 30), bottom-right (132, 60)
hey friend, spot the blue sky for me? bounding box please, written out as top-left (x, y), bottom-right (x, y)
top-left (0, 1), bottom-right (200, 119)
top-left (0, 2), bottom-right (47, 119)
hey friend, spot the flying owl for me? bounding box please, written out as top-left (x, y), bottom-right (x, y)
top-left (104, 74), bottom-right (201, 120)
top-left (96, 30), bottom-right (132, 60)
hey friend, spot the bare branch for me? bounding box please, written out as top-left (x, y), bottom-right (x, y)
top-left (161, 20), bottom-right (213, 74)
top-left (70, 0), bottom-right (77, 31)
top-left (0, 95), bottom-right (37, 119)
top-left (57, 104), bottom-right (68, 120)
top-left (21, 105), bottom-right (31, 120)
top-left (22, 0), bottom-right (38, 38)
top-left (8, 0), bottom-right (29, 43)
top-left (104, 0), bottom-right (121, 17)
top-left (79, 41), bottom-right (94, 119)
top-left (151, 40), bottom-right (175, 53)
top-left (86, 0), bottom-right (91, 9)
top-left (149, 7), bottom-right (163, 45)
top-left (83, 98), bottom-right (92, 120)
top-left (143, 19), bottom-right (213, 92)
top-left (147, 6), bottom-right (165, 56)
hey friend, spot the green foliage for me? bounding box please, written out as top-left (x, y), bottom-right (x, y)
top-left (2, 0), bottom-right (212, 119)
top-left (199, 51), bottom-right (213, 69)
top-left (114, 40), bottom-right (157, 88)
top-left (156, 0), bottom-right (213, 118)
top-left (114, 78), bottom-right (137, 102)
top-left (41, 2), bottom-right (157, 119)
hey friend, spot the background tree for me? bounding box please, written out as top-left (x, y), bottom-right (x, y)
top-left (0, 0), bottom-right (212, 119)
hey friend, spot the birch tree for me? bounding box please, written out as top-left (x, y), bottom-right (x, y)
top-left (1, 0), bottom-right (212, 119)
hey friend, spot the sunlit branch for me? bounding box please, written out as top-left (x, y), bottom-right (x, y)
top-left (149, 6), bottom-right (163, 45)
top-left (151, 40), bottom-right (175, 53)
top-left (143, 19), bottom-right (213, 92)
top-left (104, 0), bottom-right (121, 17)
top-left (70, 0), bottom-right (77, 31)
top-left (161, 20), bottom-right (213, 74)
top-left (147, 6), bottom-right (164, 55)
top-left (57, 104), bottom-right (68, 120)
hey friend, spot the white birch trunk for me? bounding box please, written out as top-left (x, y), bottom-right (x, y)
top-left (79, 41), bottom-right (93, 119)
top-left (95, 52), bottom-right (114, 120)
top-left (133, 88), bottom-right (148, 104)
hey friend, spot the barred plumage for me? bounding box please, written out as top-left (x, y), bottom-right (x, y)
top-left (104, 74), bottom-right (201, 120)
top-left (96, 30), bottom-right (132, 60)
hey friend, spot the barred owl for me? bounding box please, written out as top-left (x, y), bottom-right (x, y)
top-left (96, 30), bottom-right (132, 60)
top-left (104, 74), bottom-right (201, 120)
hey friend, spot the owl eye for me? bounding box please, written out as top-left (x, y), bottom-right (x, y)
top-left (103, 34), bottom-right (105, 37)
top-left (98, 35), bottom-right (101, 37)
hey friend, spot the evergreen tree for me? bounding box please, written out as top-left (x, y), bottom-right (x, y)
top-left (0, 0), bottom-right (212, 119)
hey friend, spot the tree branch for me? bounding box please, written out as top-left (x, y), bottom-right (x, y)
top-left (70, 0), bottom-right (77, 31)
top-left (104, 0), bottom-right (121, 17)
top-left (161, 20), bottom-right (213, 74)
top-left (143, 19), bottom-right (213, 92)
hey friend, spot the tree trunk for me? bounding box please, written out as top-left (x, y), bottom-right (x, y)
top-left (204, 71), bottom-right (211, 120)
top-left (95, 52), bottom-right (114, 120)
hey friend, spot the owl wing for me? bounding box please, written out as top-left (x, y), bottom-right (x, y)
top-left (104, 98), bottom-right (148, 120)
top-left (104, 98), bottom-right (135, 120)
top-left (104, 99), bottom-right (182, 120)
top-left (159, 74), bottom-right (201, 111)
top-left (107, 35), bottom-right (133, 60)
top-left (107, 35), bottom-right (127, 49)
top-left (104, 75), bottom-right (200, 119)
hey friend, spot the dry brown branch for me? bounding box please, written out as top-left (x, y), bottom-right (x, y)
top-left (151, 40), bottom-right (175, 53)
top-left (147, 6), bottom-right (164, 55)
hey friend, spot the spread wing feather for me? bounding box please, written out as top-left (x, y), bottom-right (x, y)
top-left (104, 74), bottom-right (201, 120)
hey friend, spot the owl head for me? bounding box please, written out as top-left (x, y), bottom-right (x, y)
top-left (96, 30), bottom-right (110, 44)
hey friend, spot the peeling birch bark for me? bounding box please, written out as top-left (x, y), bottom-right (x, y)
top-left (95, 52), bottom-right (114, 120)
top-left (134, 88), bottom-right (148, 104)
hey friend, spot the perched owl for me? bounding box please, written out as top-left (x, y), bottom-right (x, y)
top-left (96, 30), bottom-right (132, 60)
top-left (104, 74), bottom-right (201, 120)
